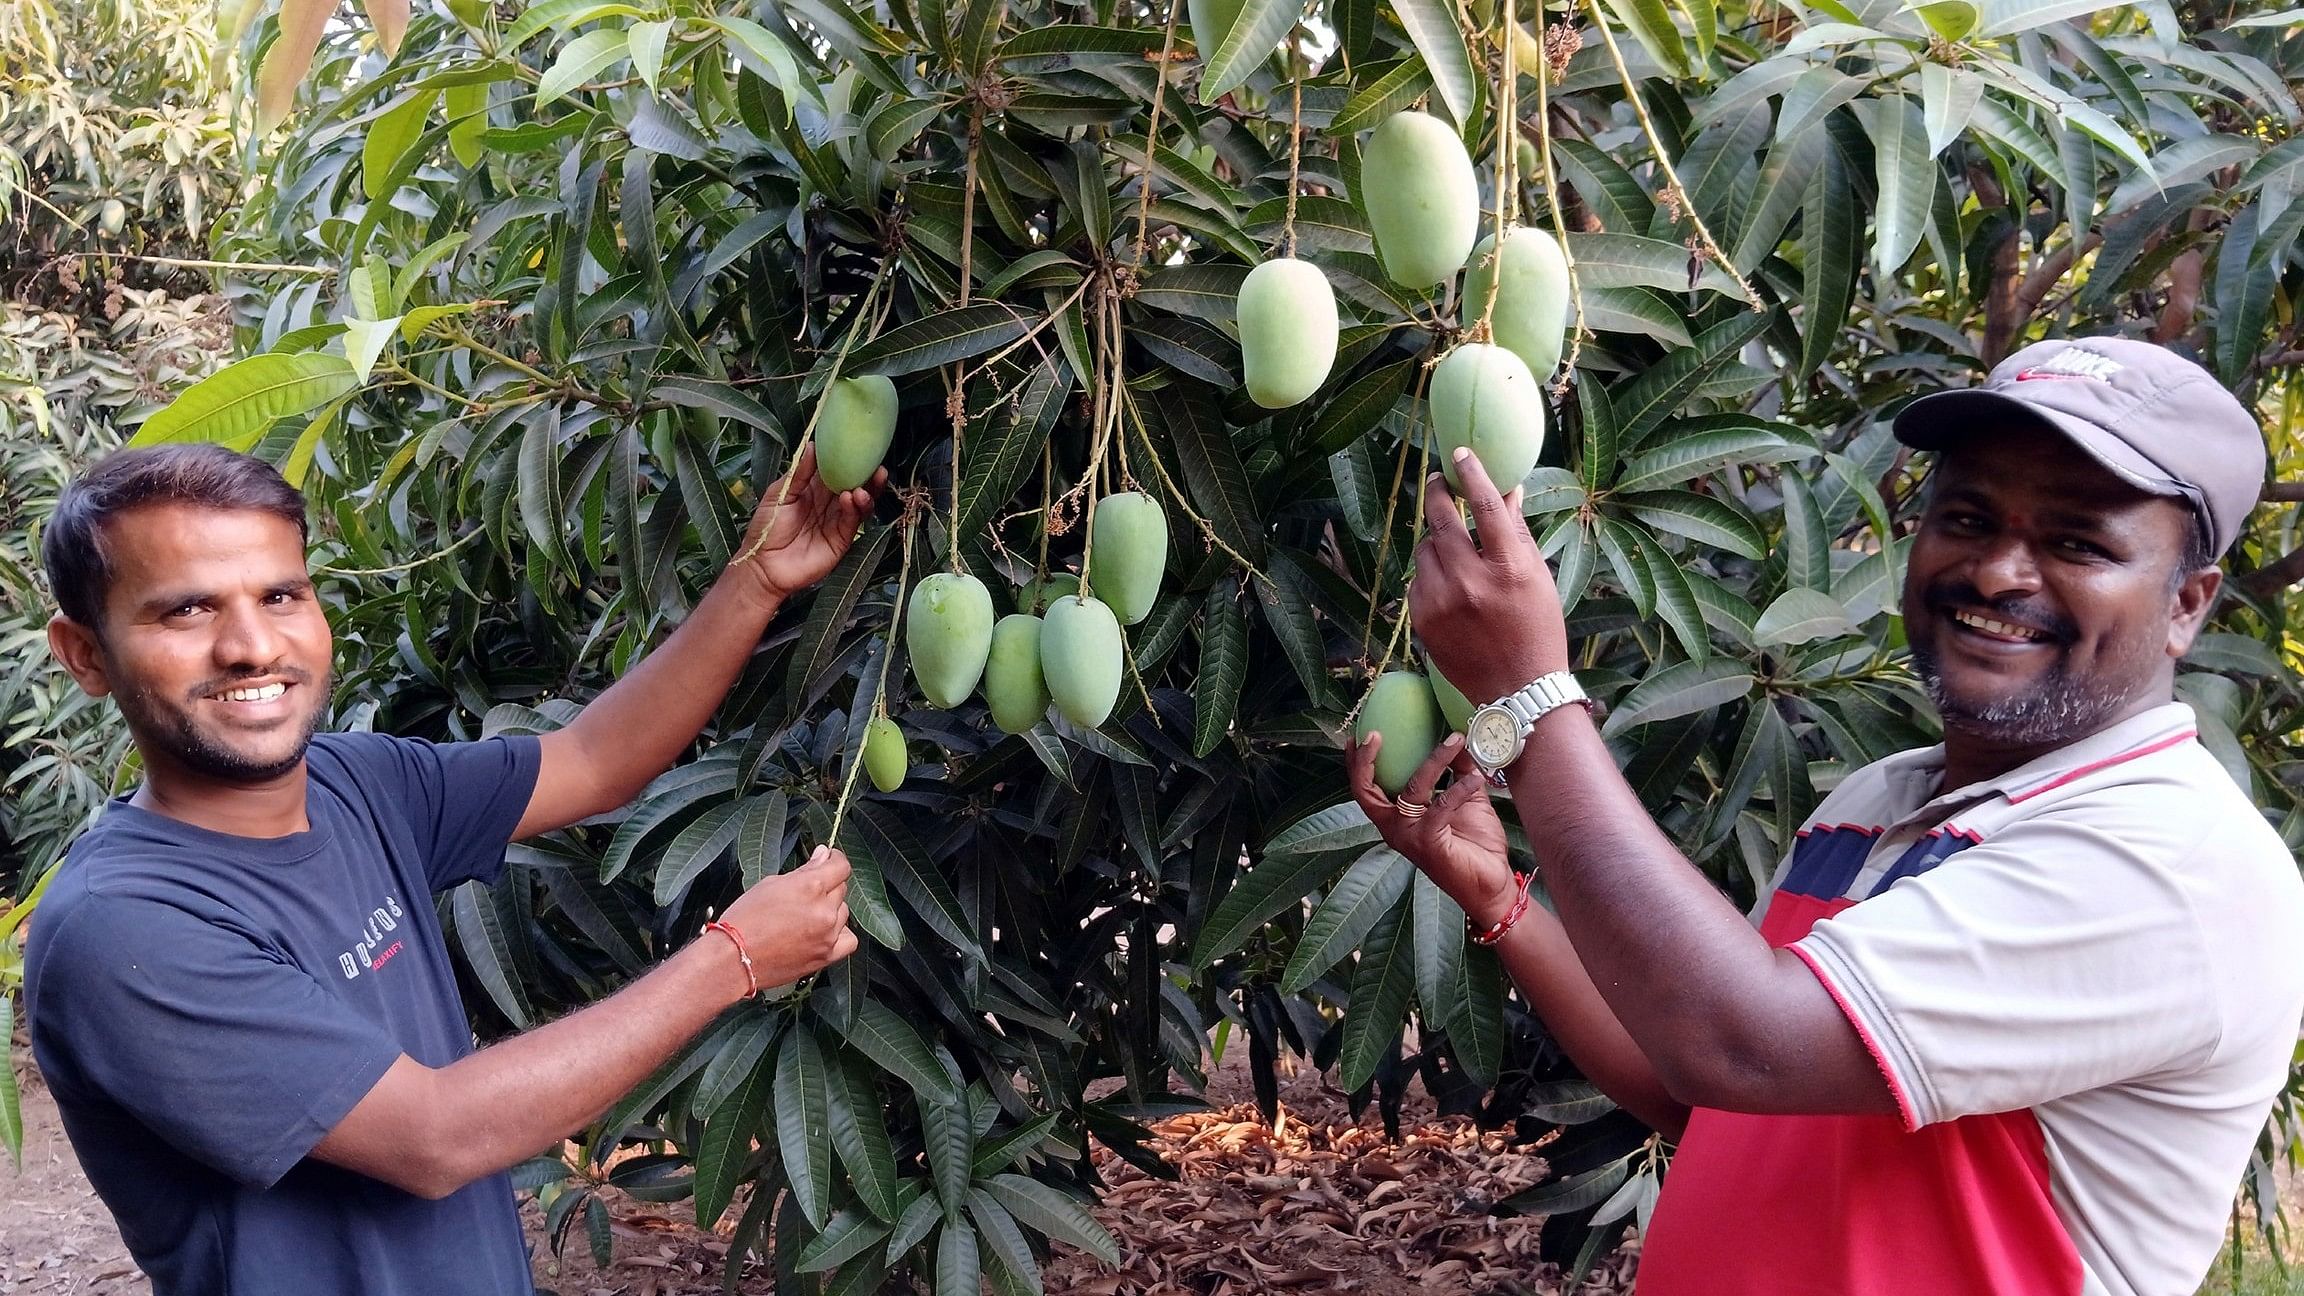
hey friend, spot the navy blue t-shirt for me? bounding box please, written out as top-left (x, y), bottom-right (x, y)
top-left (24, 731), bottom-right (543, 1296)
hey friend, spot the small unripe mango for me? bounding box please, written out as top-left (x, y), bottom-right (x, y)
top-left (1017, 572), bottom-right (1079, 614)
top-left (1040, 595), bottom-right (1124, 729)
top-left (863, 715), bottom-right (906, 792)
top-left (1430, 666), bottom-right (1476, 732)
top-left (1464, 226), bottom-right (1571, 383)
top-left (985, 614), bottom-right (1050, 735)
top-left (1237, 257), bottom-right (1339, 410)
top-left (1361, 111), bottom-right (1480, 290)
top-left (906, 572), bottom-right (994, 709)
top-left (816, 374), bottom-right (897, 492)
top-left (1430, 342), bottom-right (1546, 493)
top-left (1354, 671), bottom-right (1442, 796)
top-left (1087, 491), bottom-right (1168, 626)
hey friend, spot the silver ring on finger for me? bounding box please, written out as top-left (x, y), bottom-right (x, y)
top-left (1392, 797), bottom-right (1428, 820)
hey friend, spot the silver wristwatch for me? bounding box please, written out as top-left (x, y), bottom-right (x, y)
top-left (1466, 672), bottom-right (1592, 774)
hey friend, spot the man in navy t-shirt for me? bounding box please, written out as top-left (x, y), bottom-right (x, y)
top-left (26, 442), bottom-right (883, 1295)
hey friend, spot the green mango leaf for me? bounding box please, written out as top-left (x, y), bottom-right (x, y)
top-left (1754, 587), bottom-right (1858, 647)
top-left (363, 88), bottom-right (437, 203)
top-left (536, 28), bottom-right (629, 107)
top-left (694, 1044), bottom-right (775, 1227)
top-left (1280, 846), bottom-right (1414, 993)
top-left (984, 1174), bottom-right (1120, 1265)
top-left (775, 1027), bottom-right (835, 1228)
top-left (1335, 899), bottom-right (1417, 1092)
top-left (1200, 0), bottom-right (1299, 103)
top-left (1602, 659), bottom-right (1759, 737)
top-left (848, 304), bottom-right (1033, 377)
top-left (1391, 0), bottom-right (1476, 124)
top-left (128, 353), bottom-right (361, 450)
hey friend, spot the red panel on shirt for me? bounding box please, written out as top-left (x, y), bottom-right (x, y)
top-left (1631, 869), bottom-right (2084, 1295)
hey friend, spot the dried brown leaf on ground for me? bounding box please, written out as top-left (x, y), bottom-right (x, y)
top-left (1045, 1099), bottom-right (1638, 1296)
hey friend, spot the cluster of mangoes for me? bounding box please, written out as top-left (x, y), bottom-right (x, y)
top-left (816, 89), bottom-right (1574, 795)
top-left (846, 484), bottom-right (1170, 792)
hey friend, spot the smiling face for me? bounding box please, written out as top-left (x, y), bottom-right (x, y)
top-left (1902, 425), bottom-right (2218, 758)
top-left (54, 504), bottom-right (332, 785)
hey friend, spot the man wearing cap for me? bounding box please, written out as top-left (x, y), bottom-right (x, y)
top-left (1350, 337), bottom-right (2304, 1295)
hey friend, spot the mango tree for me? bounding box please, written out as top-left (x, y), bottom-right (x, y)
top-left (109, 0), bottom-right (2304, 1284)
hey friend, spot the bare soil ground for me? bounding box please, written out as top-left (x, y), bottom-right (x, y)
top-left (6, 1040), bottom-right (1630, 1296)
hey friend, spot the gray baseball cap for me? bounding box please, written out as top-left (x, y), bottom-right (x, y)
top-left (1893, 337), bottom-right (2265, 557)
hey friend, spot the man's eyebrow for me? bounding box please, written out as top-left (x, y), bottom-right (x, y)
top-left (134, 588), bottom-right (213, 617)
top-left (1935, 479), bottom-right (2110, 530)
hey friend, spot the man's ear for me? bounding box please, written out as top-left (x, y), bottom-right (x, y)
top-left (48, 613), bottom-right (114, 698)
top-left (2165, 567), bottom-right (2222, 659)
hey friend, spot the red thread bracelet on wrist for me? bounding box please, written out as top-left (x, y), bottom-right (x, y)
top-left (702, 920), bottom-right (760, 997)
top-left (1469, 872), bottom-right (1533, 947)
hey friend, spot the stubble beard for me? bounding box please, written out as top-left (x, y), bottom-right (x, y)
top-left (114, 666), bottom-right (330, 783)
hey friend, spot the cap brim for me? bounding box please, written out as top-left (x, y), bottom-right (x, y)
top-left (1892, 388), bottom-right (2191, 503)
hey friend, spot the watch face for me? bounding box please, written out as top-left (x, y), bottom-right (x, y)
top-left (1468, 708), bottom-right (1520, 767)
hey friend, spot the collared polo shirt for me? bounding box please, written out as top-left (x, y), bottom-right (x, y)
top-left (1635, 703), bottom-right (2304, 1296)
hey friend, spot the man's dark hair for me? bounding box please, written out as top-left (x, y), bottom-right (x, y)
top-left (43, 444), bottom-right (309, 632)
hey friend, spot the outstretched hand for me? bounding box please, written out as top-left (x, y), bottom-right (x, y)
top-left (737, 445), bottom-right (886, 606)
top-left (1409, 448), bottom-right (1568, 707)
top-left (1346, 730), bottom-right (1518, 928)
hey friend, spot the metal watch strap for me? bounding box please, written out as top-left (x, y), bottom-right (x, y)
top-left (1500, 671), bottom-right (1588, 730)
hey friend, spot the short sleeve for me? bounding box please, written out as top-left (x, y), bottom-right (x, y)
top-left (1791, 813), bottom-right (2215, 1131)
top-left (329, 733), bottom-right (541, 890)
top-left (32, 897), bottom-right (404, 1189)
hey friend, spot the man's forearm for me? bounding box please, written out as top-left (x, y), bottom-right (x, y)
top-left (422, 938), bottom-right (745, 1191)
top-left (1481, 896), bottom-right (1691, 1137)
top-left (545, 578), bottom-right (780, 823)
top-left (1501, 709), bottom-right (1793, 1103)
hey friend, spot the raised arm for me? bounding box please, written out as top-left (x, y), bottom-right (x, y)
top-left (515, 447), bottom-right (884, 839)
top-left (1347, 733), bottom-right (1688, 1137)
top-left (312, 848), bottom-right (856, 1199)
top-left (1406, 451), bottom-right (1894, 1120)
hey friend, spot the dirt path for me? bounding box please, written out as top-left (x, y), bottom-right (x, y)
top-left (3, 1058), bottom-right (144, 1296)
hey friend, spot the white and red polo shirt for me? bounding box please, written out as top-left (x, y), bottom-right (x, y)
top-left (1635, 703), bottom-right (2304, 1296)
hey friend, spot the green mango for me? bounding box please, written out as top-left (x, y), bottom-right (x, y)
top-left (985, 614), bottom-right (1050, 735)
top-left (1017, 572), bottom-right (1078, 614)
top-left (1463, 226), bottom-right (1571, 383)
top-left (816, 374), bottom-right (898, 492)
top-left (1353, 671), bottom-right (1442, 796)
top-left (1430, 666), bottom-right (1477, 732)
top-left (1237, 257), bottom-right (1339, 410)
top-left (863, 715), bottom-right (906, 792)
top-left (1361, 111), bottom-right (1480, 290)
top-left (1430, 342), bottom-right (1546, 493)
top-left (1040, 595), bottom-right (1124, 728)
top-left (906, 572), bottom-right (994, 708)
top-left (1087, 491), bottom-right (1168, 626)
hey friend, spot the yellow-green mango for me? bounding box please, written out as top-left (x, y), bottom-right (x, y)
top-left (1187, 0), bottom-right (1243, 60)
top-left (906, 572), bottom-right (994, 708)
top-left (1463, 226), bottom-right (1571, 383)
top-left (816, 374), bottom-right (898, 492)
top-left (1430, 665), bottom-right (1476, 732)
top-left (1430, 342), bottom-right (1546, 493)
top-left (1017, 572), bottom-right (1078, 614)
top-left (1040, 595), bottom-right (1124, 728)
top-left (1354, 671), bottom-right (1442, 796)
top-left (863, 715), bottom-right (906, 792)
top-left (1237, 257), bottom-right (1339, 410)
top-left (1361, 111), bottom-right (1480, 290)
top-left (985, 614), bottom-right (1050, 735)
top-left (1087, 491), bottom-right (1168, 626)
